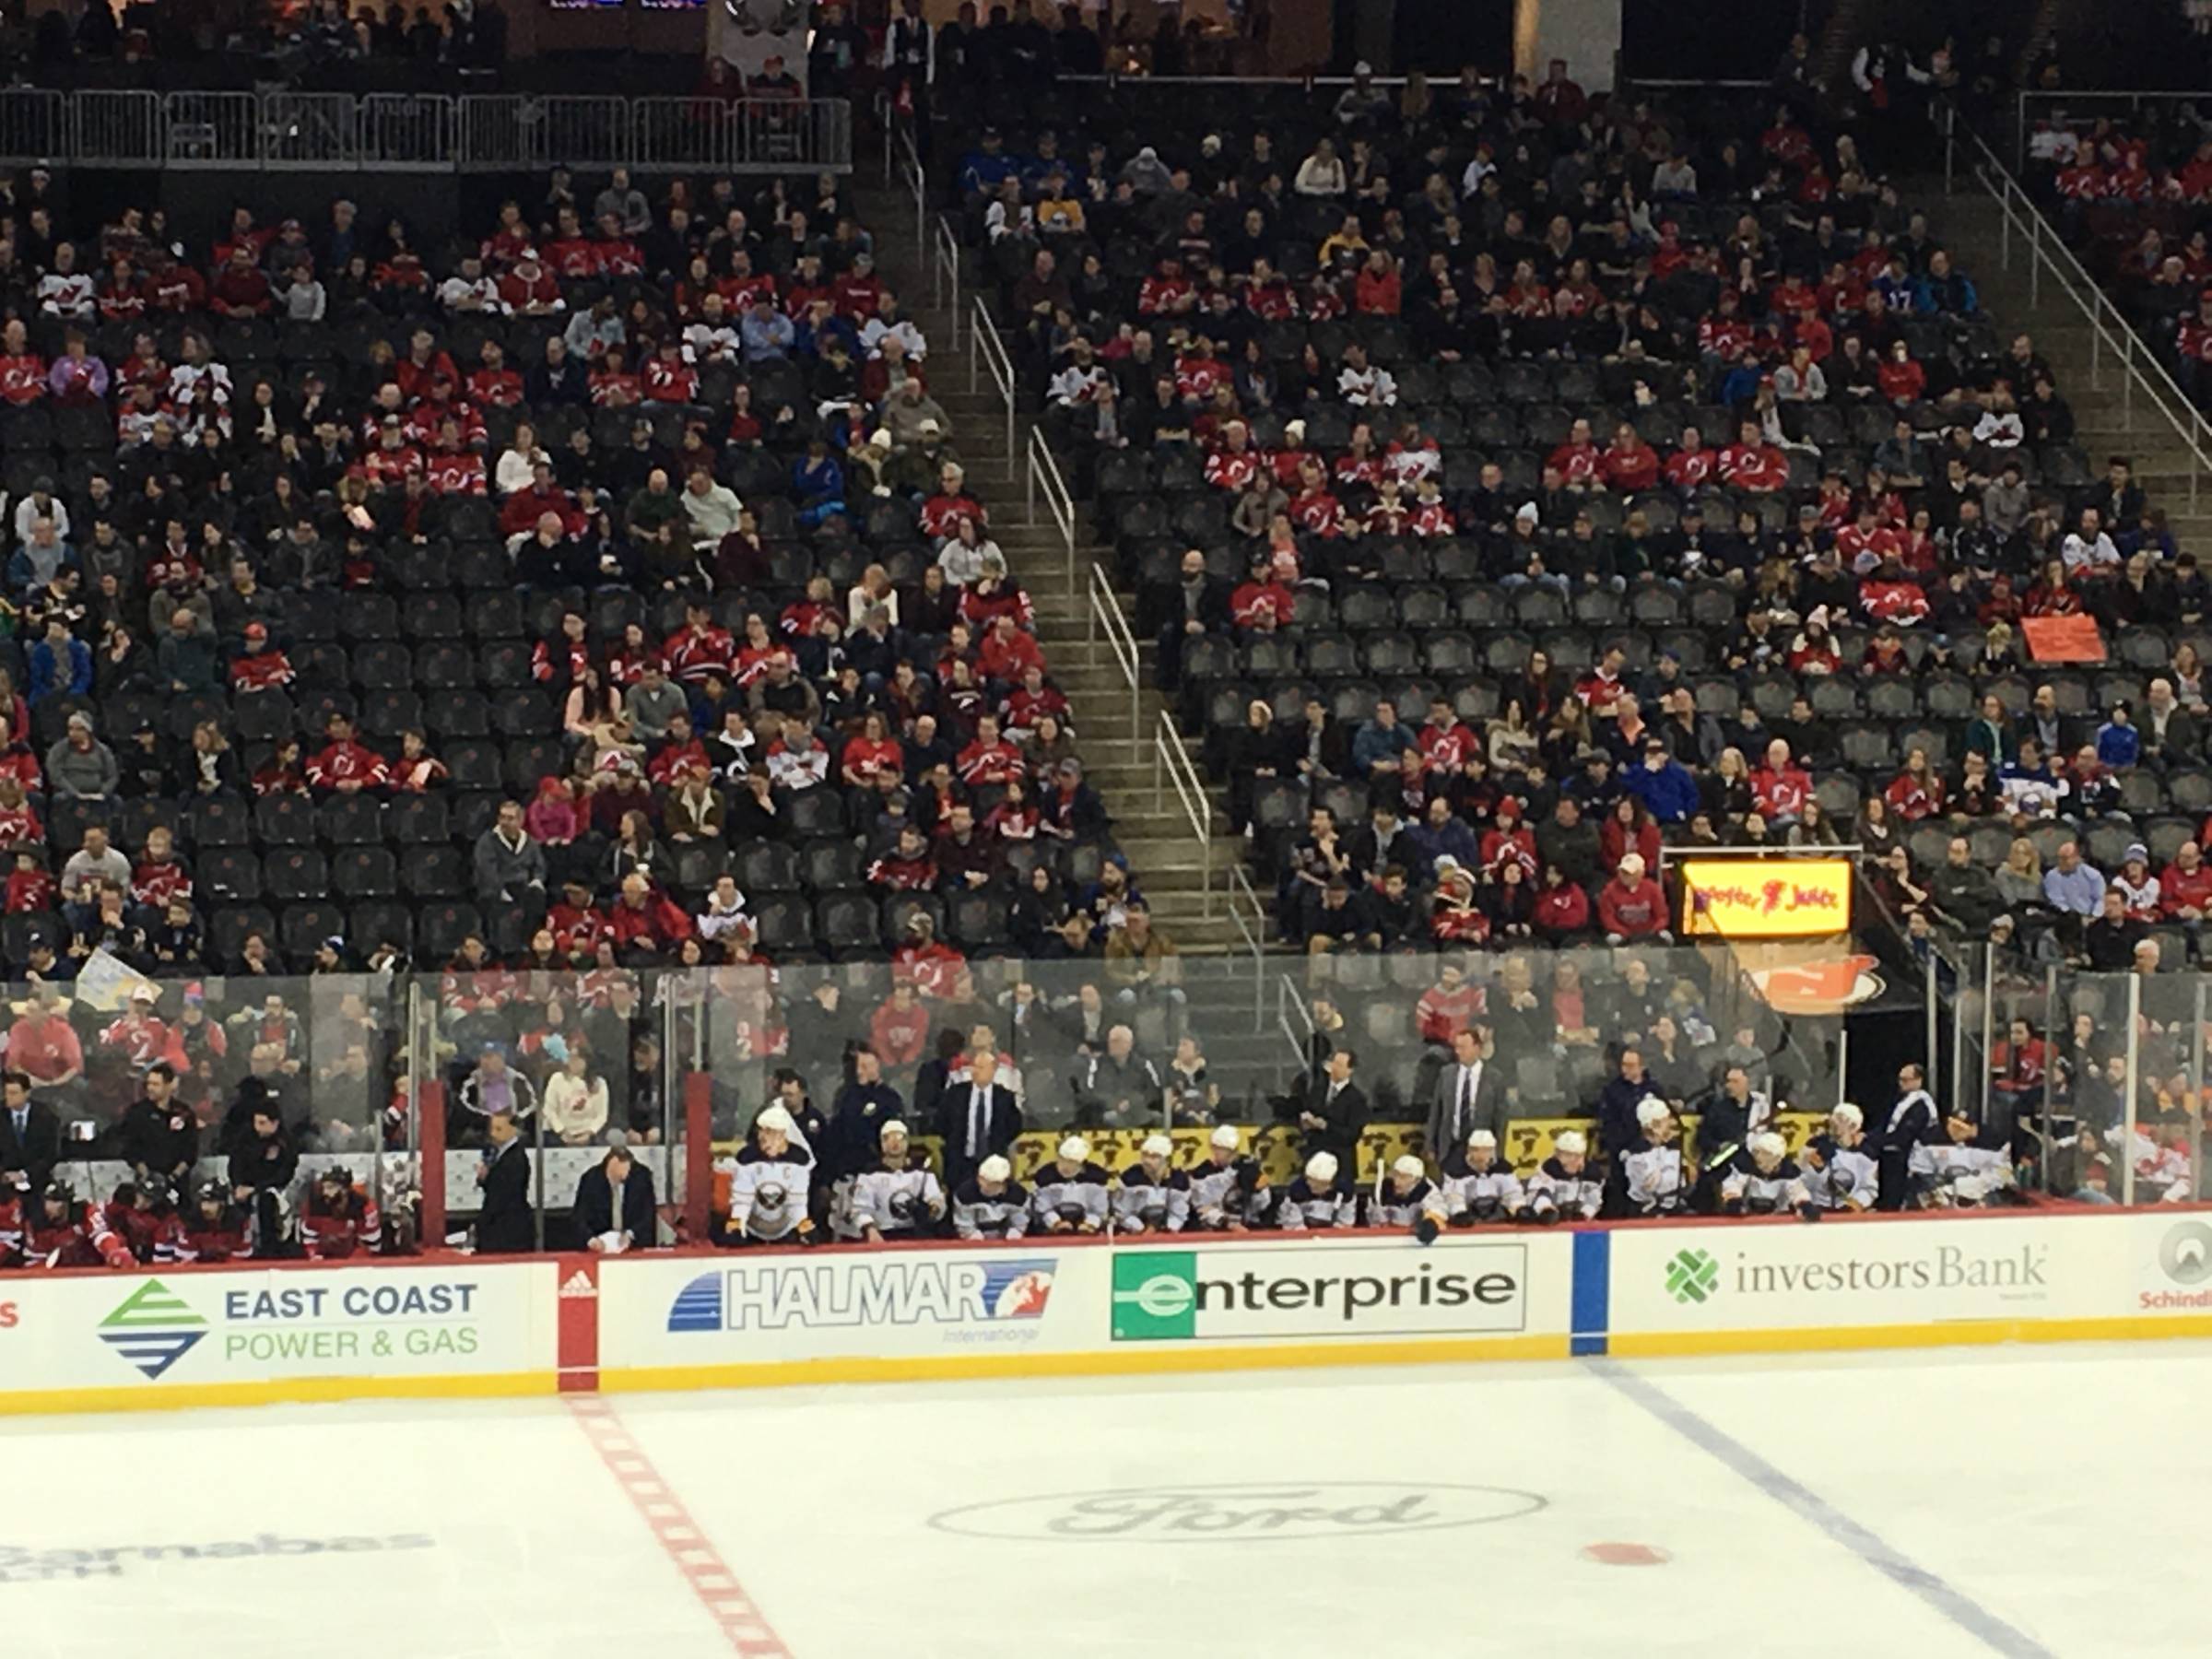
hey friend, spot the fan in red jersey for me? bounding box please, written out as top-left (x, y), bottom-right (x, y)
top-left (306, 712), bottom-right (389, 794)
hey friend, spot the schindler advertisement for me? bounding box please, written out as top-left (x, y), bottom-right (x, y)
top-left (1111, 1242), bottom-right (1531, 1342)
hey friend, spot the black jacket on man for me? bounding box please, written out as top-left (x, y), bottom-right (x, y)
top-left (475, 1138), bottom-right (536, 1253)
top-left (572, 1159), bottom-right (657, 1248)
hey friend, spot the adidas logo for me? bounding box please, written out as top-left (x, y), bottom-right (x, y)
top-left (559, 1270), bottom-right (598, 1300)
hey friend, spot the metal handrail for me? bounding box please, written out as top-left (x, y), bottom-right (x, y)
top-left (1942, 102), bottom-right (2212, 512)
top-left (1086, 562), bottom-right (1141, 739)
top-left (1274, 969), bottom-right (1313, 1060)
top-left (1152, 709), bottom-right (1214, 920)
top-left (0, 87), bottom-right (855, 171)
top-left (968, 295), bottom-right (1017, 465)
top-left (1027, 424), bottom-right (1077, 587)
top-left (1227, 865), bottom-right (1266, 1030)
top-left (930, 214), bottom-right (961, 352)
top-left (891, 114), bottom-right (925, 252)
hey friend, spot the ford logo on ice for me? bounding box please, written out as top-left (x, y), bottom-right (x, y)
top-left (927, 1483), bottom-right (1546, 1542)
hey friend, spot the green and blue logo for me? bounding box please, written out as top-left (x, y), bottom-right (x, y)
top-left (99, 1279), bottom-right (207, 1379)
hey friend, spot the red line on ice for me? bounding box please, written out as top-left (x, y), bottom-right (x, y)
top-left (569, 1396), bottom-right (794, 1656)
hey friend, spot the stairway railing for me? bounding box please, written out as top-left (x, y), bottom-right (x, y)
top-left (1939, 101), bottom-right (2212, 512)
top-left (1026, 423), bottom-right (1077, 587)
top-left (1154, 708), bottom-right (1214, 920)
top-left (967, 295), bottom-right (1017, 465)
top-left (930, 215), bottom-right (961, 352)
top-left (1086, 561), bottom-right (1141, 738)
top-left (1227, 864), bottom-right (1267, 1028)
top-left (1275, 970), bottom-right (1314, 1065)
top-left (889, 111), bottom-right (925, 249)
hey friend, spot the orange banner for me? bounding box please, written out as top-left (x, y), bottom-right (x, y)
top-left (2021, 615), bottom-right (2106, 664)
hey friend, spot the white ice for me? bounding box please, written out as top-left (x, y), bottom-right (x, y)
top-left (4, 1344), bottom-right (2198, 1657)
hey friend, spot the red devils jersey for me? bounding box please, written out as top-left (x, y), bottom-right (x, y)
top-left (534, 637), bottom-right (592, 687)
top-left (0, 353), bottom-right (47, 406)
top-left (1138, 276), bottom-right (1194, 313)
top-left (307, 741), bottom-right (391, 791)
top-left (303, 1191), bottom-right (382, 1259)
top-left (956, 740), bottom-right (1024, 785)
top-left (231, 650), bottom-right (296, 693)
top-left (29, 1202), bottom-right (133, 1268)
top-left (918, 493), bottom-right (984, 539)
top-left (1205, 451), bottom-right (1259, 491)
top-left (1418, 723), bottom-right (1480, 770)
top-left (1547, 441), bottom-right (1602, 484)
top-left (468, 366), bottom-right (526, 407)
top-left (103, 1199), bottom-right (189, 1265)
top-left (1859, 578), bottom-right (1931, 626)
top-left (866, 852), bottom-right (938, 890)
top-left (643, 359), bottom-right (699, 403)
top-left (1415, 982), bottom-right (1486, 1044)
top-left (665, 626), bottom-right (736, 684)
top-left (183, 1212), bottom-right (250, 1264)
top-left (1754, 766), bottom-right (1811, 818)
top-left (1719, 442), bottom-right (1788, 491)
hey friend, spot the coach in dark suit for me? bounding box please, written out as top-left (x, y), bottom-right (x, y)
top-left (935, 1050), bottom-right (1023, 1189)
top-left (1287, 1046), bottom-right (1369, 1165)
top-left (1425, 1028), bottom-right (1506, 1164)
top-left (474, 1112), bottom-right (536, 1253)
top-left (572, 1145), bottom-right (657, 1252)
top-left (0, 1070), bottom-right (63, 1198)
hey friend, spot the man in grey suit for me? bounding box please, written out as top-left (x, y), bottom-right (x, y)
top-left (1426, 1027), bottom-right (1505, 1164)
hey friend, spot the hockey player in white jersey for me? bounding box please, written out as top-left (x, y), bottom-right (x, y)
top-left (952, 1154), bottom-right (1030, 1239)
top-left (1617, 1096), bottom-right (1689, 1218)
top-left (1441, 1128), bottom-right (1525, 1225)
top-left (1277, 1150), bottom-right (1358, 1230)
top-left (1113, 1134), bottom-right (1191, 1233)
top-left (1910, 1105), bottom-right (2017, 1207)
top-left (1800, 1103), bottom-right (1879, 1213)
top-left (1526, 1129), bottom-right (1604, 1223)
top-left (725, 1103), bottom-right (820, 1245)
top-left (1370, 1154), bottom-right (1450, 1242)
top-left (1719, 1130), bottom-right (1814, 1217)
top-left (1031, 1135), bottom-right (1112, 1233)
top-left (847, 1120), bottom-right (946, 1241)
top-left (1188, 1123), bottom-right (1270, 1230)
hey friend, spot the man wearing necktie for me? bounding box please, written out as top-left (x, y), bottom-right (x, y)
top-left (1426, 1027), bottom-right (1502, 1167)
top-left (1293, 1046), bottom-right (1366, 1166)
top-left (936, 1049), bottom-right (1021, 1191)
top-left (0, 1069), bottom-right (61, 1202)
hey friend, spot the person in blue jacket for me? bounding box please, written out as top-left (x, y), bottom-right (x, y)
top-left (1625, 739), bottom-right (1700, 825)
top-left (2096, 701), bottom-right (2142, 771)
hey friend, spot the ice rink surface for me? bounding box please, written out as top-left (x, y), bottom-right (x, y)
top-left (4, 1343), bottom-right (2200, 1658)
